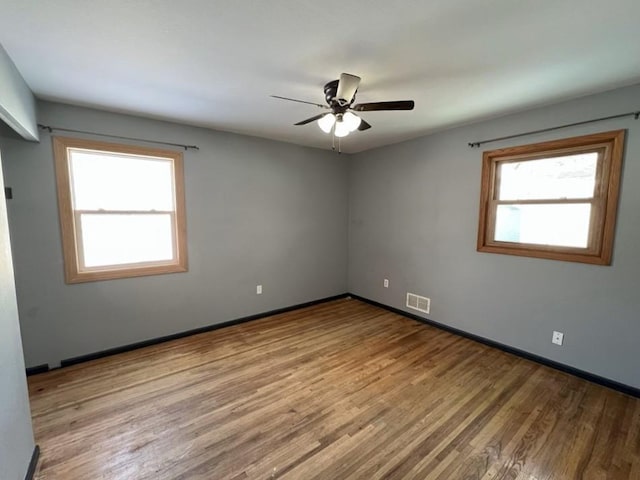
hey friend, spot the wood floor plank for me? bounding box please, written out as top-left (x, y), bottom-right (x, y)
top-left (28, 298), bottom-right (640, 479)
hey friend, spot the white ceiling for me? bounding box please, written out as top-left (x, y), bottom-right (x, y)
top-left (1, 0), bottom-right (639, 153)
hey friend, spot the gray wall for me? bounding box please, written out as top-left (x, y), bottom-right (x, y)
top-left (0, 145), bottom-right (35, 480)
top-left (349, 83), bottom-right (640, 389)
top-left (4, 84), bottom-right (639, 390)
top-left (0, 44), bottom-right (38, 141)
top-left (2, 100), bottom-right (348, 368)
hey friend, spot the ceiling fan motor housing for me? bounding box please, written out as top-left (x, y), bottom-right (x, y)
top-left (324, 80), bottom-right (354, 111)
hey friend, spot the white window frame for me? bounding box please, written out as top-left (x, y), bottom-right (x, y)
top-left (53, 136), bottom-right (188, 283)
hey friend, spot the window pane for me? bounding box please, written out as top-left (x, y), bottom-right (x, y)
top-left (79, 213), bottom-right (174, 268)
top-left (70, 149), bottom-right (175, 211)
top-left (494, 203), bottom-right (591, 248)
top-left (498, 152), bottom-right (598, 201)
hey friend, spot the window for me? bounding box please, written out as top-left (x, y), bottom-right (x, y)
top-left (477, 130), bottom-right (625, 265)
top-left (53, 137), bottom-right (188, 283)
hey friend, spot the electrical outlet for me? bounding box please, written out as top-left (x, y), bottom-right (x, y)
top-left (552, 331), bottom-right (564, 346)
top-left (383, 279), bottom-right (389, 288)
top-left (256, 285), bottom-right (262, 295)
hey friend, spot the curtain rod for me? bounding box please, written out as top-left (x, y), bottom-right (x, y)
top-left (468, 110), bottom-right (639, 148)
top-left (38, 124), bottom-right (200, 151)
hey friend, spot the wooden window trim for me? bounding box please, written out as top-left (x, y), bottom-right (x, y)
top-left (53, 136), bottom-right (188, 283)
top-left (477, 130), bottom-right (625, 265)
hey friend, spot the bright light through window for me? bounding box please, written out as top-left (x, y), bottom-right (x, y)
top-left (498, 153), bottom-right (598, 201)
top-left (54, 137), bottom-right (188, 283)
top-left (494, 153), bottom-right (598, 249)
top-left (477, 130), bottom-right (625, 265)
top-left (80, 213), bottom-right (174, 267)
top-left (70, 151), bottom-right (175, 211)
top-left (494, 204), bottom-right (591, 248)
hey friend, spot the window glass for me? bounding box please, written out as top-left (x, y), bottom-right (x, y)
top-left (80, 213), bottom-right (174, 268)
top-left (498, 152), bottom-right (598, 201)
top-left (70, 150), bottom-right (174, 211)
top-left (494, 204), bottom-right (591, 248)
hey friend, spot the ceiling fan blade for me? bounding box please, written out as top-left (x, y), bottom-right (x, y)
top-left (271, 95), bottom-right (328, 109)
top-left (294, 113), bottom-right (330, 126)
top-left (335, 73), bottom-right (361, 105)
top-left (352, 100), bottom-right (415, 112)
top-left (358, 119), bottom-right (372, 131)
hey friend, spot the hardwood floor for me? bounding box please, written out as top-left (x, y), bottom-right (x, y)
top-left (28, 298), bottom-right (640, 479)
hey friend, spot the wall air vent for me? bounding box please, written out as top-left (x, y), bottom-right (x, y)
top-left (406, 293), bottom-right (430, 314)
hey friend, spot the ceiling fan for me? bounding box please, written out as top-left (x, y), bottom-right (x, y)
top-left (271, 73), bottom-right (415, 138)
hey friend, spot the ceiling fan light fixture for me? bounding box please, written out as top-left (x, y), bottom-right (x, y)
top-left (343, 111), bottom-right (362, 132)
top-left (334, 118), bottom-right (350, 137)
top-left (317, 113), bottom-right (336, 133)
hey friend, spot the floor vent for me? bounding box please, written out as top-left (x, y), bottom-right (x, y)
top-left (406, 293), bottom-right (430, 314)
